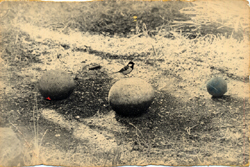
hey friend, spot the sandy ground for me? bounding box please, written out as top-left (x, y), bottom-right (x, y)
top-left (0, 22), bottom-right (249, 166)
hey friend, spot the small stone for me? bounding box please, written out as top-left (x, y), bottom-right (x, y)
top-left (133, 145), bottom-right (140, 151)
top-left (206, 77), bottom-right (227, 97)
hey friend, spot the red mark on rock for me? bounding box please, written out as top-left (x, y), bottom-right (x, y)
top-left (46, 97), bottom-right (51, 101)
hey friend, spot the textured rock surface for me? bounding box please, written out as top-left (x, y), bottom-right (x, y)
top-left (38, 69), bottom-right (76, 100)
top-left (108, 77), bottom-right (154, 116)
top-left (206, 77), bottom-right (227, 97)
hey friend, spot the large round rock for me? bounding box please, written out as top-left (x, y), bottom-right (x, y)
top-left (38, 70), bottom-right (76, 100)
top-left (108, 78), bottom-right (154, 116)
top-left (206, 77), bottom-right (227, 97)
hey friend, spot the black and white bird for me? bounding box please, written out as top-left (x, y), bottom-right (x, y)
top-left (114, 61), bottom-right (135, 75)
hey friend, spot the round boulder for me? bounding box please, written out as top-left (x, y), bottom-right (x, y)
top-left (206, 77), bottom-right (227, 97)
top-left (38, 69), bottom-right (76, 100)
top-left (108, 77), bottom-right (154, 116)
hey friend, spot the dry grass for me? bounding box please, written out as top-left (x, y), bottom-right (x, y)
top-left (1, 0), bottom-right (248, 38)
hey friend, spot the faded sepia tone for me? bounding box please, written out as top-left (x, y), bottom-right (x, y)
top-left (0, 0), bottom-right (249, 166)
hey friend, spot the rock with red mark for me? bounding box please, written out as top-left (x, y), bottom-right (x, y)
top-left (108, 78), bottom-right (155, 117)
top-left (38, 69), bottom-right (76, 100)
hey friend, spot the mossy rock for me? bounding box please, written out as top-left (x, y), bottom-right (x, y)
top-left (38, 70), bottom-right (76, 100)
top-left (108, 78), bottom-right (154, 117)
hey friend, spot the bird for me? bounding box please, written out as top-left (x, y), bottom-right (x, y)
top-left (113, 61), bottom-right (135, 75)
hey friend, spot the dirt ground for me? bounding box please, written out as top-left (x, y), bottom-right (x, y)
top-left (0, 5), bottom-right (249, 166)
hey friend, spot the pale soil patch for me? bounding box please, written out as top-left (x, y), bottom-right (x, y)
top-left (0, 128), bottom-right (23, 166)
top-left (41, 108), bottom-right (118, 151)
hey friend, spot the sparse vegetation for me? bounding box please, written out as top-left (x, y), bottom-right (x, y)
top-left (0, 0), bottom-right (249, 166)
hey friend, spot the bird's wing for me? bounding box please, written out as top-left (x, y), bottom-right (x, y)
top-left (118, 65), bottom-right (129, 72)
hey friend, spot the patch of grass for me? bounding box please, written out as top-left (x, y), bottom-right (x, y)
top-left (7, 92), bottom-right (47, 166)
top-left (72, 1), bottom-right (193, 36)
top-left (1, 1), bottom-right (248, 40)
top-left (179, 0), bottom-right (249, 39)
top-left (0, 27), bottom-right (43, 68)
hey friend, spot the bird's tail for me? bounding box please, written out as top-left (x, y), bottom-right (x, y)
top-left (109, 71), bottom-right (120, 74)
